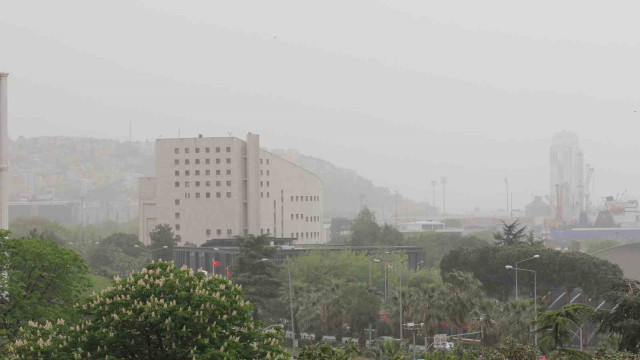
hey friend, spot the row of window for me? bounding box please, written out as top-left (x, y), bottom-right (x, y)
top-left (174, 225), bottom-right (233, 237)
top-left (260, 181), bottom-right (270, 187)
top-left (179, 191), bottom-right (232, 199)
top-left (291, 231), bottom-right (321, 239)
top-left (290, 195), bottom-right (320, 202)
top-left (175, 146), bottom-right (231, 154)
top-left (259, 170), bottom-right (271, 176)
top-left (260, 159), bottom-right (270, 165)
top-left (174, 159), bottom-right (232, 166)
top-left (290, 214), bottom-right (320, 222)
top-left (260, 228), bottom-right (271, 235)
top-left (175, 180), bottom-right (232, 188)
top-left (175, 170), bottom-right (232, 177)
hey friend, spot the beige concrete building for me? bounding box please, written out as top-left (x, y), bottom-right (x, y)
top-left (139, 133), bottom-right (324, 246)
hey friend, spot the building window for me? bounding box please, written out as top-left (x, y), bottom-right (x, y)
top-left (206, 181), bottom-right (211, 187)
top-left (216, 192), bottom-right (221, 198)
top-left (260, 159), bottom-right (263, 165)
top-left (227, 229), bottom-right (232, 236)
top-left (205, 147), bottom-right (210, 153)
top-left (217, 229), bottom-right (222, 236)
top-left (291, 214), bottom-right (294, 220)
top-left (216, 147), bottom-right (220, 153)
top-left (175, 170), bottom-right (180, 176)
top-left (291, 233), bottom-right (294, 238)
top-left (261, 181), bottom-right (263, 187)
top-left (206, 159), bottom-right (210, 165)
top-left (216, 170), bottom-right (221, 175)
top-left (175, 199), bottom-right (180, 205)
top-left (267, 192), bottom-right (270, 198)
top-left (226, 147), bottom-right (231, 153)
top-left (175, 212), bottom-right (180, 219)
top-left (185, 192), bottom-right (190, 198)
top-left (206, 192), bottom-right (211, 198)
top-left (185, 159), bottom-right (190, 165)
top-left (226, 180), bottom-right (231, 186)
top-left (267, 170), bottom-right (270, 176)
top-left (175, 181), bottom-right (179, 188)
top-left (296, 196), bottom-right (299, 201)
top-left (216, 181), bottom-right (221, 186)
top-left (206, 229), bottom-right (211, 236)
top-left (260, 228), bottom-right (264, 234)
top-left (185, 182), bottom-right (190, 187)
top-left (296, 214), bottom-right (299, 219)
top-left (226, 158), bottom-right (231, 164)
top-left (195, 159), bottom-right (200, 165)
top-left (185, 170), bottom-right (190, 176)
top-left (196, 192), bottom-right (200, 199)
top-left (205, 170), bottom-right (210, 175)
top-left (195, 181), bottom-right (200, 187)
top-left (261, 192), bottom-right (263, 198)
top-left (291, 196), bottom-right (294, 201)
top-left (226, 170), bottom-right (231, 175)
top-left (175, 148), bottom-right (179, 154)
top-left (267, 181), bottom-right (270, 187)
top-left (226, 192), bottom-right (231, 198)
top-left (267, 159), bottom-right (270, 165)
top-left (216, 158), bottom-right (221, 164)
top-left (260, 170), bottom-right (263, 175)
top-left (175, 159), bottom-right (179, 165)
top-left (195, 170), bottom-right (200, 176)
top-left (175, 224), bottom-right (180, 231)
top-left (185, 148), bottom-right (190, 154)
top-left (306, 196), bottom-right (309, 201)
top-left (195, 147), bottom-right (200, 153)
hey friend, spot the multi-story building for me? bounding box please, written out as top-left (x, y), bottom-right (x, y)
top-left (550, 131), bottom-right (584, 222)
top-left (139, 133), bottom-right (324, 246)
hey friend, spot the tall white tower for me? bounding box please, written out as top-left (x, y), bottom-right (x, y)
top-left (550, 131), bottom-right (584, 222)
top-left (0, 73), bottom-right (8, 229)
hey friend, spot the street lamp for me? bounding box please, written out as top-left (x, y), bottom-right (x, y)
top-left (514, 255), bottom-right (540, 299)
top-left (506, 265), bottom-right (538, 346)
top-left (260, 258), bottom-right (297, 349)
top-left (404, 322), bottom-right (425, 360)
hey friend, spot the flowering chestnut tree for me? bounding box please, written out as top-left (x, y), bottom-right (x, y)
top-left (10, 261), bottom-right (288, 359)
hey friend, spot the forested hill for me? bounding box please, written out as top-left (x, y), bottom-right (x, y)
top-left (269, 149), bottom-right (419, 219)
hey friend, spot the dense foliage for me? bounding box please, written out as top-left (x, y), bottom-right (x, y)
top-left (149, 224), bottom-right (180, 261)
top-left (349, 207), bottom-right (403, 246)
top-left (0, 230), bottom-right (90, 345)
top-left (596, 278), bottom-right (640, 353)
top-left (440, 246), bottom-right (622, 301)
top-left (9, 261), bottom-right (287, 359)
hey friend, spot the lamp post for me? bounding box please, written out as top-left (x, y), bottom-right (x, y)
top-left (514, 255), bottom-right (540, 299)
top-left (404, 322), bottom-right (425, 360)
top-left (135, 245), bottom-right (168, 261)
top-left (369, 258), bottom-right (382, 347)
top-left (506, 265), bottom-right (537, 346)
top-left (260, 258), bottom-right (297, 349)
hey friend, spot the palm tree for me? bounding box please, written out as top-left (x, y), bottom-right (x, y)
top-left (405, 282), bottom-right (448, 341)
top-left (444, 271), bottom-right (482, 338)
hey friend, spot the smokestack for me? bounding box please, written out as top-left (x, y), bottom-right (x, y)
top-left (0, 73), bottom-right (8, 229)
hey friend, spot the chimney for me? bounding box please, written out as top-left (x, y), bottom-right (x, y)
top-left (0, 73), bottom-right (8, 229)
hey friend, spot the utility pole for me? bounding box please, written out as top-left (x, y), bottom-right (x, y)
top-left (430, 180), bottom-right (437, 213)
top-left (440, 177), bottom-right (447, 217)
top-left (395, 190), bottom-right (398, 226)
top-left (504, 178), bottom-right (509, 216)
top-left (511, 192), bottom-right (514, 221)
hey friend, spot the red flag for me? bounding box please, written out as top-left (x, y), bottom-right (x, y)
top-left (226, 267), bottom-right (232, 277)
top-left (213, 260), bottom-right (221, 268)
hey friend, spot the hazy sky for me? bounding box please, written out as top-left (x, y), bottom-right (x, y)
top-left (2, 0), bottom-right (640, 213)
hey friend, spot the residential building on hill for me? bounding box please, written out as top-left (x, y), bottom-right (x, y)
top-left (139, 133), bottom-right (324, 246)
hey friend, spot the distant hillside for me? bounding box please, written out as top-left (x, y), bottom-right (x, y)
top-left (9, 136), bottom-right (431, 222)
top-left (270, 149), bottom-right (434, 219)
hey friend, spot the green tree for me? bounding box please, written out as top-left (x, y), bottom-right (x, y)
top-left (148, 224), bottom-right (179, 261)
top-left (295, 343), bottom-right (357, 360)
top-left (404, 232), bottom-right (488, 268)
top-left (233, 235), bottom-right (282, 317)
top-left (343, 283), bottom-right (380, 348)
top-left (443, 271), bottom-right (483, 338)
top-left (404, 269), bottom-right (448, 340)
top-left (0, 230), bottom-right (90, 345)
top-left (536, 303), bottom-right (594, 349)
top-left (596, 277), bottom-right (640, 353)
top-left (88, 232), bottom-right (147, 277)
top-left (350, 207), bottom-right (380, 246)
top-left (10, 261), bottom-right (288, 359)
top-left (493, 220), bottom-right (528, 246)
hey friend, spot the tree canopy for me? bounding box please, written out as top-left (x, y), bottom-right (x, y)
top-left (9, 261), bottom-right (288, 359)
top-left (0, 230), bottom-right (91, 346)
top-left (149, 224), bottom-right (180, 261)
